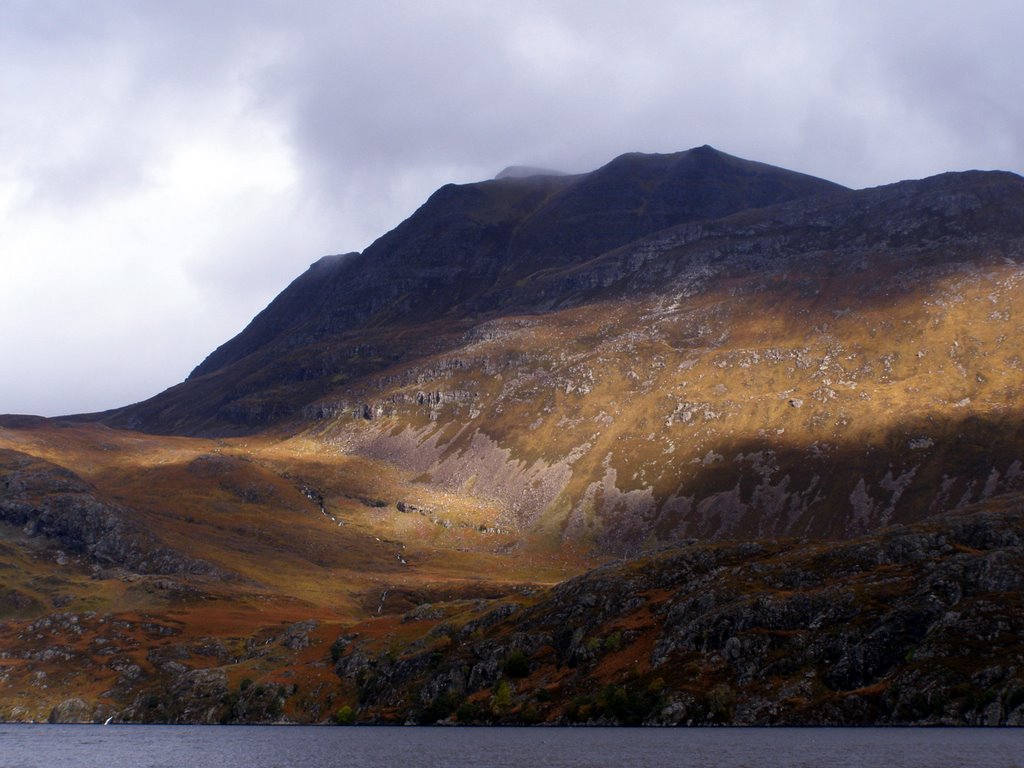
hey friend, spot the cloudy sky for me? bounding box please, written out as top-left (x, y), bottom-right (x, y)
top-left (2, 1), bottom-right (1023, 417)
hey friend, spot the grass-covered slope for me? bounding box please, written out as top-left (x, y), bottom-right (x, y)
top-left (5, 416), bottom-right (1018, 724)
top-left (0, 420), bottom-right (581, 723)
top-left (292, 169), bottom-right (1024, 553)
top-left (85, 158), bottom-right (1024, 557)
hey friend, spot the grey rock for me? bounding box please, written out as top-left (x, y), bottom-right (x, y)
top-left (48, 698), bottom-right (92, 723)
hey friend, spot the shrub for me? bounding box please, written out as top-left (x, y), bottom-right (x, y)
top-left (566, 695), bottom-right (593, 722)
top-left (519, 703), bottom-right (543, 724)
top-left (566, 683), bottom-right (661, 724)
top-left (419, 690), bottom-right (462, 724)
top-left (268, 696), bottom-right (283, 718)
top-left (597, 684), bottom-right (629, 720)
top-left (334, 705), bottom-right (356, 725)
top-left (456, 700), bottom-right (488, 724)
top-left (1007, 687), bottom-right (1024, 712)
top-left (503, 651), bottom-right (530, 678)
top-left (490, 680), bottom-right (513, 716)
top-left (707, 683), bottom-right (735, 722)
top-left (329, 639), bottom-right (346, 664)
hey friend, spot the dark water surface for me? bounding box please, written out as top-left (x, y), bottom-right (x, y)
top-left (0, 725), bottom-right (1021, 768)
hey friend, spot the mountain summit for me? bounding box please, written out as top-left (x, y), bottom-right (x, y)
top-left (104, 146), bottom-right (846, 434)
top-left (494, 165), bottom-right (566, 179)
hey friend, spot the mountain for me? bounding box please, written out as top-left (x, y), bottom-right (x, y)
top-left (100, 146), bottom-right (846, 435)
top-left (96, 150), bottom-right (1024, 555)
top-left (493, 166), bottom-right (566, 179)
top-left (3, 146), bottom-right (1024, 724)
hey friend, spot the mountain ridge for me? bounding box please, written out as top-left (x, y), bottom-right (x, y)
top-left (99, 145), bottom-right (847, 434)
top-left (91, 163), bottom-right (1023, 442)
top-left (69, 152), bottom-right (1024, 555)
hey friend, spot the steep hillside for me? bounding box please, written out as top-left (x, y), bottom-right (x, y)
top-left (330, 499), bottom-right (1024, 726)
top-left (148, 167), bottom-right (1024, 554)
top-left (4, 147), bottom-right (1024, 724)
top-left (99, 146), bottom-right (845, 435)
top-left (84, 149), bottom-right (1024, 557)
top-left (308, 169), bottom-right (1024, 553)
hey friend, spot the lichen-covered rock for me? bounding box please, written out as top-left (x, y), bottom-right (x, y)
top-left (230, 682), bottom-right (288, 723)
top-left (281, 620), bottom-right (319, 650)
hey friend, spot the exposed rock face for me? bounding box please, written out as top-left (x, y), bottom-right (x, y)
top-left (121, 667), bottom-right (230, 724)
top-left (0, 449), bottom-right (215, 575)
top-left (281, 620), bottom-right (319, 650)
top-left (47, 697), bottom-right (92, 723)
top-left (334, 503), bottom-right (1024, 725)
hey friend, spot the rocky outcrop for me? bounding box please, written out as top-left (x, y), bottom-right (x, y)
top-left (47, 697), bottom-right (92, 723)
top-left (333, 503), bottom-right (1024, 725)
top-left (0, 449), bottom-right (217, 576)
top-left (124, 668), bottom-right (230, 724)
top-left (280, 620), bottom-right (319, 650)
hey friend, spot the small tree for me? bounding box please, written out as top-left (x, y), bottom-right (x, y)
top-left (490, 679), bottom-right (513, 716)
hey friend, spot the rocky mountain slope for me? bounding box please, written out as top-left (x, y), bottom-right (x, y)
top-left (98, 150), bottom-right (1024, 556)
top-left (0, 419), bottom-right (578, 723)
top-left (3, 146), bottom-right (1024, 724)
top-left (332, 500), bottom-right (1024, 725)
top-left (100, 146), bottom-right (845, 435)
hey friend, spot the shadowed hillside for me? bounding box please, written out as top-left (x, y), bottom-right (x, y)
top-left (97, 146), bottom-right (846, 435)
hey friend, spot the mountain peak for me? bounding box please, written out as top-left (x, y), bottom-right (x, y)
top-left (494, 165), bottom-right (566, 180)
top-left (105, 147), bottom-right (851, 432)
